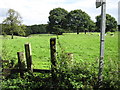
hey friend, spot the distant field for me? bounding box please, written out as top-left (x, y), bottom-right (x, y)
top-left (1, 32), bottom-right (118, 72)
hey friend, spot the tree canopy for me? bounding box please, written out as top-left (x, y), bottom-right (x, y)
top-left (2, 8), bottom-right (118, 37)
top-left (47, 7), bottom-right (68, 34)
top-left (66, 9), bottom-right (95, 34)
top-left (26, 24), bottom-right (47, 35)
top-left (2, 9), bottom-right (26, 38)
top-left (96, 14), bottom-right (117, 32)
top-left (47, 8), bottom-right (95, 34)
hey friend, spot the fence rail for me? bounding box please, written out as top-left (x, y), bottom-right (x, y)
top-left (3, 68), bottom-right (50, 73)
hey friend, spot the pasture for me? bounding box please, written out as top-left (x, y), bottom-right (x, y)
top-left (1, 32), bottom-right (119, 89)
top-left (1, 32), bottom-right (118, 71)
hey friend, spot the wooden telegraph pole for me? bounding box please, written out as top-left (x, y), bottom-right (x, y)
top-left (96, 0), bottom-right (106, 88)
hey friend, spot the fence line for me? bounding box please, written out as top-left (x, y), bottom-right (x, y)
top-left (2, 38), bottom-right (73, 78)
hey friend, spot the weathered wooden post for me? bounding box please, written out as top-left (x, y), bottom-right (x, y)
top-left (17, 52), bottom-right (26, 78)
top-left (25, 43), bottom-right (33, 72)
top-left (50, 38), bottom-right (57, 83)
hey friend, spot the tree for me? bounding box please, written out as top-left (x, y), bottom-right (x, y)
top-left (66, 9), bottom-right (94, 34)
top-left (48, 7), bottom-right (68, 34)
top-left (89, 20), bottom-right (96, 32)
top-left (96, 14), bottom-right (117, 32)
top-left (2, 9), bottom-right (26, 39)
top-left (26, 24), bottom-right (47, 36)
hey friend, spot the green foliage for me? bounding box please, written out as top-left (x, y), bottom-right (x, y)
top-left (1, 33), bottom-right (119, 89)
top-left (1, 72), bottom-right (51, 89)
top-left (66, 9), bottom-right (95, 34)
top-left (53, 37), bottom-right (98, 89)
top-left (48, 7), bottom-right (68, 34)
top-left (48, 8), bottom-right (96, 34)
top-left (26, 24), bottom-right (47, 36)
top-left (89, 20), bottom-right (96, 32)
top-left (2, 9), bottom-right (26, 38)
top-left (96, 14), bottom-right (118, 32)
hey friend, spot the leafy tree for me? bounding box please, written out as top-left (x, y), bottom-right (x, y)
top-left (26, 24), bottom-right (47, 36)
top-left (48, 7), bottom-right (68, 34)
top-left (89, 20), bottom-right (96, 32)
top-left (2, 9), bottom-right (26, 39)
top-left (96, 14), bottom-right (117, 32)
top-left (66, 9), bottom-right (94, 34)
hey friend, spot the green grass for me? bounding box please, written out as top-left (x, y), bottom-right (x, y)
top-left (1, 32), bottom-right (118, 71)
top-left (1, 32), bottom-right (119, 89)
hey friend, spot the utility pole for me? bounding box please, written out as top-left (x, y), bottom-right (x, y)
top-left (118, 1), bottom-right (120, 84)
top-left (118, 1), bottom-right (120, 32)
top-left (96, 0), bottom-right (106, 88)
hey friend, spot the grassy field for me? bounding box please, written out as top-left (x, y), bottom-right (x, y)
top-left (1, 32), bottom-right (118, 71)
top-left (1, 32), bottom-right (119, 89)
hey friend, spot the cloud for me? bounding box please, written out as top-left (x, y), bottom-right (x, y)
top-left (0, 0), bottom-right (119, 25)
top-left (106, 0), bottom-right (118, 23)
top-left (0, 8), bottom-right (8, 17)
top-left (0, 8), bottom-right (8, 23)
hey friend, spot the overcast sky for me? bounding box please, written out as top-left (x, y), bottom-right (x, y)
top-left (0, 0), bottom-right (119, 25)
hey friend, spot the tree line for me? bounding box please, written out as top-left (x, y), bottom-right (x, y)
top-left (1, 8), bottom-right (118, 38)
top-left (48, 7), bottom-right (117, 34)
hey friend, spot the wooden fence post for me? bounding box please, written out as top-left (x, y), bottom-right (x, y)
top-left (17, 52), bottom-right (26, 77)
top-left (50, 38), bottom-right (57, 83)
top-left (25, 43), bottom-right (33, 72)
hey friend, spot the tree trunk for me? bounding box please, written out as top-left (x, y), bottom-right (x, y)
top-left (85, 30), bottom-right (87, 34)
top-left (11, 33), bottom-right (14, 39)
top-left (77, 28), bottom-right (79, 34)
